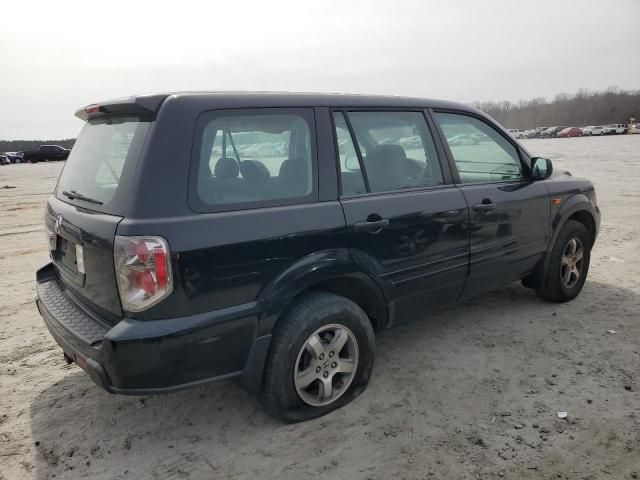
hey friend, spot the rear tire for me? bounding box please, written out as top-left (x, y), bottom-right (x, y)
top-left (536, 220), bottom-right (591, 302)
top-left (260, 292), bottom-right (375, 422)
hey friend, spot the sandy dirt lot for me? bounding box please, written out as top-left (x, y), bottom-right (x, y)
top-left (1, 135), bottom-right (639, 480)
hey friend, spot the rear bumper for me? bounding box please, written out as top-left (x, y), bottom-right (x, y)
top-left (36, 263), bottom-right (268, 394)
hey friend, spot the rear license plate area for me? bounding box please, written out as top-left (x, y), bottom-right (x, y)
top-left (53, 237), bottom-right (85, 285)
top-left (55, 236), bottom-right (77, 271)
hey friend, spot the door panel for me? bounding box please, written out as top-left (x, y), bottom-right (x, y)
top-left (334, 109), bottom-right (471, 324)
top-left (341, 188), bottom-right (469, 324)
top-left (432, 110), bottom-right (551, 297)
top-left (459, 181), bottom-right (549, 297)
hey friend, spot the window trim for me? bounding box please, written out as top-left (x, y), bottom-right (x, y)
top-left (430, 108), bottom-right (533, 187)
top-left (341, 111), bottom-right (372, 192)
top-left (329, 111), bottom-right (370, 195)
top-left (187, 107), bottom-right (319, 214)
top-left (329, 107), bottom-right (453, 199)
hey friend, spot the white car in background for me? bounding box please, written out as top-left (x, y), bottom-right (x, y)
top-left (582, 126), bottom-right (605, 136)
top-left (507, 129), bottom-right (524, 139)
top-left (629, 123), bottom-right (640, 134)
top-left (602, 124), bottom-right (627, 135)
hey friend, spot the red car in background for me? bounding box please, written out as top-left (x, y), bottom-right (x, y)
top-left (557, 127), bottom-right (582, 138)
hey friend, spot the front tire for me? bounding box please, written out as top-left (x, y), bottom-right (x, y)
top-left (536, 220), bottom-right (591, 302)
top-left (260, 292), bottom-right (375, 422)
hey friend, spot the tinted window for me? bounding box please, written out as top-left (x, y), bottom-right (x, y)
top-left (434, 113), bottom-right (523, 183)
top-left (194, 110), bottom-right (315, 209)
top-left (333, 113), bottom-right (366, 195)
top-left (56, 116), bottom-right (149, 206)
top-left (346, 111), bottom-right (443, 193)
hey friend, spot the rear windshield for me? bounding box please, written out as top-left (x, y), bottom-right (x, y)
top-left (55, 116), bottom-right (150, 208)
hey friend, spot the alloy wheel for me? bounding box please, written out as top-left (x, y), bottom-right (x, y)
top-left (561, 237), bottom-right (585, 288)
top-left (293, 324), bottom-right (359, 407)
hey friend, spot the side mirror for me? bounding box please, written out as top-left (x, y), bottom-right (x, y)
top-left (531, 157), bottom-right (553, 180)
top-left (345, 155), bottom-right (360, 171)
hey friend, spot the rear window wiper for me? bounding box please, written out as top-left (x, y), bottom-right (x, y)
top-left (62, 190), bottom-right (104, 205)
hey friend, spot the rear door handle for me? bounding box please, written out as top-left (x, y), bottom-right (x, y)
top-left (473, 202), bottom-right (496, 212)
top-left (353, 218), bottom-right (389, 233)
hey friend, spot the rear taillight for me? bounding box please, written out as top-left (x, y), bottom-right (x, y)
top-left (114, 236), bottom-right (173, 312)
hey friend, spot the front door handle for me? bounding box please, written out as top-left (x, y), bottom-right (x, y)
top-left (473, 201), bottom-right (496, 212)
top-left (353, 218), bottom-right (389, 233)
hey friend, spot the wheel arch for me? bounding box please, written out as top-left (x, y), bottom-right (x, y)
top-left (551, 195), bottom-right (598, 248)
top-left (257, 249), bottom-right (389, 335)
top-left (241, 249), bottom-right (388, 393)
top-left (566, 210), bottom-right (597, 246)
top-left (525, 196), bottom-right (598, 290)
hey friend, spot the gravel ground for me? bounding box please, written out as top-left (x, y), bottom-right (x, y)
top-left (1, 135), bottom-right (639, 480)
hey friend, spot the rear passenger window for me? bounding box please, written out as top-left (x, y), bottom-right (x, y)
top-left (434, 113), bottom-right (523, 183)
top-left (345, 111), bottom-right (444, 193)
top-left (193, 110), bottom-right (315, 210)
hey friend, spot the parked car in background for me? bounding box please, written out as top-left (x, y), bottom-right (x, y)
top-left (35, 92), bottom-right (601, 422)
top-left (21, 145), bottom-right (70, 163)
top-left (507, 128), bottom-right (524, 139)
top-left (540, 126), bottom-right (568, 138)
top-left (0, 154), bottom-right (9, 165)
top-left (3, 152), bottom-right (24, 163)
top-left (447, 133), bottom-right (478, 145)
top-left (603, 124), bottom-right (627, 135)
top-left (524, 127), bottom-right (547, 139)
top-left (557, 127), bottom-right (582, 138)
top-left (630, 123), bottom-right (640, 134)
top-left (582, 126), bottom-right (604, 136)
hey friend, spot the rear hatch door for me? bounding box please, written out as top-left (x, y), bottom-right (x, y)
top-left (47, 114), bottom-right (151, 323)
top-left (45, 197), bottom-right (124, 322)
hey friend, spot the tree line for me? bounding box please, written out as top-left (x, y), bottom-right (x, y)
top-left (472, 87), bottom-right (640, 130)
top-left (0, 139), bottom-right (75, 153)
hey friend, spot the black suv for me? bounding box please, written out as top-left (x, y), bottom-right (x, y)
top-left (36, 93), bottom-right (600, 422)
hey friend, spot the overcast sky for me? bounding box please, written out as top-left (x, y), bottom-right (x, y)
top-left (1, 0), bottom-right (639, 139)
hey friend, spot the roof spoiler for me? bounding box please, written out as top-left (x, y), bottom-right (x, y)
top-left (75, 93), bottom-right (169, 121)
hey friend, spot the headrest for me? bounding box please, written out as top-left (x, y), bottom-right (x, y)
top-left (279, 159), bottom-right (308, 184)
top-left (371, 144), bottom-right (407, 163)
top-left (240, 160), bottom-right (270, 181)
top-left (365, 144), bottom-right (408, 192)
top-left (214, 157), bottom-right (239, 178)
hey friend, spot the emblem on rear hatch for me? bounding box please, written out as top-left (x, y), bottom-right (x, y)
top-left (54, 215), bottom-right (63, 234)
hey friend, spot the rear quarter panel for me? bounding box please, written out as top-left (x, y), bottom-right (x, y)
top-left (115, 95), bottom-right (350, 323)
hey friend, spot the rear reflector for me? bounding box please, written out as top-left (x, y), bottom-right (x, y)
top-left (114, 236), bottom-right (173, 312)
top-left (75, 244), bottom-right (85, 274)
top-left (75, 353), bottom-right (88, 370)
top-left (85, 104), bottom-right (101, 114)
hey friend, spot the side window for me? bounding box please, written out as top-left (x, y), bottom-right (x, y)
top-left (333, 113), bottom-right (366, 195)
top-left (434, 113), bottom-right (523, 183)
top-left (346, 111), bottom-right (444, 193)
top-left (193, 110), bottom-right (314, 209)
